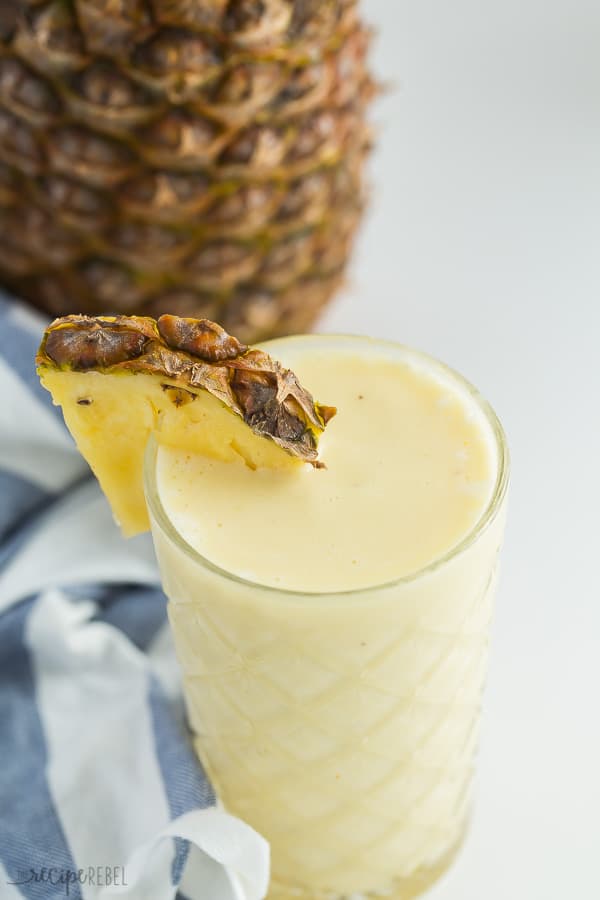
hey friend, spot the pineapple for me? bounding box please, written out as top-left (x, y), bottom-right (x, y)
top-left (0, 1), bottom-right (373, 343)
top-left (36, 313), bottom-right (336, 535)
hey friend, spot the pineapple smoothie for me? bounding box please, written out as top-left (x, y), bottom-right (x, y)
top-left (156, 341), bottom-right (495, 591)
top-left (147, 336), bottom-right (509, 899)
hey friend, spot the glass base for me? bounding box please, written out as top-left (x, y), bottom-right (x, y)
top-left (266, 822), bottom-right (468, 900)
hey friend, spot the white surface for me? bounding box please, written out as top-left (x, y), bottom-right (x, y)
top-left (321, 2), bottom-right (600, 898)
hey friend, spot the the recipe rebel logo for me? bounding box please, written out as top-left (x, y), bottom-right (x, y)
top-left (7, 864), bottom-right (128, 895)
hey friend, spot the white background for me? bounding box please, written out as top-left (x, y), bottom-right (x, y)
top-left (321, 2), bottom-right (600, 898)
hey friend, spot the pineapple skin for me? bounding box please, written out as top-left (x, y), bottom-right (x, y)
top-left (37, 313), bottom-right (335, 535)
top-left (0, 1), bottom-right (373, 343)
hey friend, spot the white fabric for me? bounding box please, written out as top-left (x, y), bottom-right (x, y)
top-left (0, 295), bottom-right (270, 900)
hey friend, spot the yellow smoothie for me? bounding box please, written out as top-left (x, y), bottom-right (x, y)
top-left (146, 336), bottom-right (508, 898)
top-left (156, 342), bottom-right (495, 592)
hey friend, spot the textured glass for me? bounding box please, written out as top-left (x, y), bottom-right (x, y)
top-left (144, 337), bottom-right (509, 900)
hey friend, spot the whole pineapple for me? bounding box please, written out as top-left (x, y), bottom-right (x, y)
top-left (0, 1), bottom-right (373, 342)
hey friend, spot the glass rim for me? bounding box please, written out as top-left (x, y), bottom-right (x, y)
top-left (143, 333), bottom-right (510, 599)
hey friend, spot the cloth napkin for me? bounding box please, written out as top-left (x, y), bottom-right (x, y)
top-left (0, 295), bottom-right (270, 900)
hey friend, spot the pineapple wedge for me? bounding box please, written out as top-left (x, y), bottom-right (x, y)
top-left (36, 314), bottom-right (336, 536)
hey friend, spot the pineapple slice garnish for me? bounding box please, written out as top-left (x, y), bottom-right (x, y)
top-left (36, 314), bottom-right (336, 536)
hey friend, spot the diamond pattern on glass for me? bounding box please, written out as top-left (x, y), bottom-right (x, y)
top-left (170, 555), bottom-right (501, 897)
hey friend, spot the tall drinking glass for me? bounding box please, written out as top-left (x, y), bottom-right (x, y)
top-left (144, 336), bottom-right (509, 900)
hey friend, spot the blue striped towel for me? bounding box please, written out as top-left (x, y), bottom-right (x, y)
top-left (0, 295), bottom-right (269, 900)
